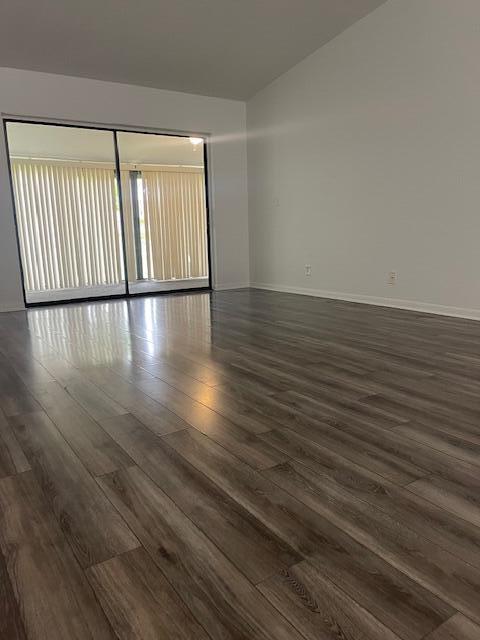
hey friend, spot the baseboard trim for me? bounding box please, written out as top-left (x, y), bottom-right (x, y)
top-left (250, 282), bottom-right (480, 321)
top-left (214, 283), bottom-right (250, 291)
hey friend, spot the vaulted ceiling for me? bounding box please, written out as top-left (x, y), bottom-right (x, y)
top-left (0, 0), bottom-right (387, 100)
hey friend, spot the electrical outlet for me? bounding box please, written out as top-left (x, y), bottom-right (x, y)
top-left (388, 271), bottom-right (398, 285)
top-left (305, 265), bottom-right (312, 277)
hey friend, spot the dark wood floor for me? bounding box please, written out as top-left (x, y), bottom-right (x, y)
top-left (1, 289), bottom-right (480, 639)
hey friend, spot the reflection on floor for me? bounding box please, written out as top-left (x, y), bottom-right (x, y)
top-left (1, 288), bottom-right (480, 639)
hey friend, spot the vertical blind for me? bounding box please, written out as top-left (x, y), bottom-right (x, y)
top-left (11, 160), bottom-right (123, 292)
top-left (140, 167), bottom-right (208, 281)
top-left (11, 160), bottom-right (208, 293)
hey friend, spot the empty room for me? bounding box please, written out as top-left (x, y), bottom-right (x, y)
top-left (0, 1), bottom-right (479, 639)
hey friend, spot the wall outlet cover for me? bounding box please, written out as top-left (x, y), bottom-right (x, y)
top-left (388, 271), bottom-right (398, 285)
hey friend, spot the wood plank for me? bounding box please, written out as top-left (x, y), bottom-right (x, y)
top-left (137, 378), bottom-right (288, 469)
top-left (0, 549), bottom-right (27, 640)
top-left (367, 369), bottom-right (480, 418)
top-left (33, 381), bottom-right (134, 475)
top-left (0, 343), bottom-right (54, 389)
top-left (260, 427), bottom-right (480, 568)
top-left (235, 341), bottom-right (375, 385)
top-left (258, 416), bottom-right (426, 486)
top-left (0, 354), bottom-right (43, 417)
top-left (278, 388), bottom-right (407, 430)
top-left (408, 475), bottom-right (480, 529)
top-left (298, 412), bottom-right (480, 493)
top-left (137, 377), bottom-right (272, 435)
top-left (264, 461), bottom-right (480, 624)
top-left (394, 421), bottom-right (480, 468)
top-left (286, 410), bottom-right (480, 523)
top-left (81, 366), bottom-right (191, 436)
top-left (424, 614), bottom-right (480, 639)
top-left (363, 394), bottom-right (480, 443)
top-left (142, 354), bottom-right (224, 386)
top-left (0, 471), bottom-right (115, 639)
top-left (100, 413), bottom-right (300, 582)
top-left (305, 544), bottom-right (452, 640)
top-left (219, 351), bottom-right (371, 404)
top-left (40, 356), bottom-right (128, 421)
top-left (0, 391), bottom-right (42, 418)
top-left (86, 547), bottom-right (210, 640)
top-left (10, 411), bottom-right (139, 567)
top-left (143, 358), bottom-right (292, 431)
top-left (61, 377), bottom-right (128, 421)
top-left (258, 561), bottom-right (402, 640)
top-left (163, 427), bottom-right (332, 556)
top-left (217, 384), bottom-right (416, 484)
top-left (163, 430), bottom-right (453, 639)
top-left (98, 465), bottom-right (304, 640)
top-left (94, 359), bottom-right (156, 384)
top-left (0, 408), bottom-right (30, 477)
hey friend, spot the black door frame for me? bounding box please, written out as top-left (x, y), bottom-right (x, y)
top-left (2, 117), bottom-right (213, 308)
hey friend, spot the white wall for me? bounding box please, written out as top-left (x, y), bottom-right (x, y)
top-left (0, 68), bottom-right (249, 311)
top-left (248, 0), bottom-right (480, 318)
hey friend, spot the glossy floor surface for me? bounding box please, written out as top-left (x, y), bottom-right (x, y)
top-left (1, 289), bottom-right (479, 639)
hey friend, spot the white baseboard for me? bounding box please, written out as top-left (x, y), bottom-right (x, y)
top-left (250, 282), bottom-right (480, 321)
top-left (214, 282), bottom-right (250, 291)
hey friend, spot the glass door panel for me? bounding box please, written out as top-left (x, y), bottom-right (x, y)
top-left (6, 122), bottom-right (126, 304)
top-left (116, 131), bottom-right (209, 294)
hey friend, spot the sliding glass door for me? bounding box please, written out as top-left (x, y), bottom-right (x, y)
top-left (117, 132), bottom-right (209, 295)
top-left (6, 122), bottom-right (126, 304)
top-left (5, 122), bottom-right (210, 305)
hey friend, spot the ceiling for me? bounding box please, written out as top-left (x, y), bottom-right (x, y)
top-left (0, 0), bottom-right (387, 100)
top-left (7, 122), bottom-right (204, 166)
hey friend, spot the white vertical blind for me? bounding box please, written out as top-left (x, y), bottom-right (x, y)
top-left (11, 160), bottom-right (124, 292)
top-left (11, 160), bottom-right (208, 295)
top-left (141, 168), bottom-right (208, 280)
